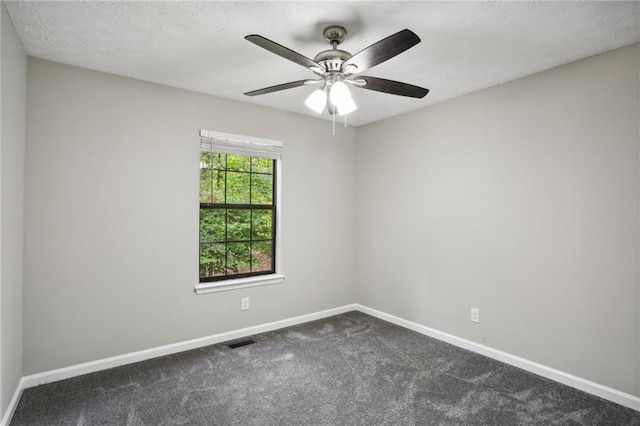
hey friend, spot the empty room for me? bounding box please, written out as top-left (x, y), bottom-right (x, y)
top-left (1, 1), bottom-right (639, 425)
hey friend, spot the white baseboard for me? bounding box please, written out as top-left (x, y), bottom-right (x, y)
top-left (3, 301), bottom-right (638, 425)
top-left (355, 304), bottom-right (640, 412)
top-left (21, 304), bottom-right (357, 390)
top-left (1, 377), bottom-right (25, 426)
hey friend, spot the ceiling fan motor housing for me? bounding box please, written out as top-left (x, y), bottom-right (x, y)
top-left (314, 49), bottom-right (352, 73)
top-left (315, 26), bottom-right (353, 74)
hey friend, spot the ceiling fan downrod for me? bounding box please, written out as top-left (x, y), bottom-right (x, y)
top-left (314, 26), bottom-right (353, 74)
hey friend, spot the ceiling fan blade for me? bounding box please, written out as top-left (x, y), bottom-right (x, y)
top-left (343, 29), bottom-right (420, 74)
top-left (244, 79), bottom-right (314, 96)
top-left (356, 76), bottom-right (429, 98)
top-left (245, 34), bottom-right (321, 71)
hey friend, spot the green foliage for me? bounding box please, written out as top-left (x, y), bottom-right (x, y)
top-left (199, 152), bottom-right (275, 279)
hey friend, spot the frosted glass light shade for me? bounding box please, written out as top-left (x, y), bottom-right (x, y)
top-left (329, 80), bottom-right (357, 116)
top-left (329, 81), bottom-right (350, 106)
top-left (305, 89), bottom-right (327, 114)
top-left (337, 96), bottom-right (357, 115)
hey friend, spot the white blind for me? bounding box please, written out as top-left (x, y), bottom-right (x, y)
top-left (200, 129), bottom-right (282, 160)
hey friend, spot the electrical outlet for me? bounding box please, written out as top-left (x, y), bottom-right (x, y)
top-left (470, 308), bottom-right (480, 323)
top-left (241, 297), bottom-right (250, 311)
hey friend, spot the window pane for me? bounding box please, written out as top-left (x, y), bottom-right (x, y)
top-left (200, 169), bottom-right (213, 203)
top-left (227, 209), bottom-right (250, 242)
top-left (251, 157), bottom-right (273, 174)
top-left (252, 210), bottom-right (272, 240)
top-left (200, 152), bottom-right (214, 170)
top-left (212, 153), bottom-right (225, 170)
top-left (199, 209), bottom-right (225, 242)
top-left (226, 154), bottom-right (251, 172)
top-left (226, 171), bottom-right (250, 204)
top-left (251, 173), bottom-right (273, 205)
top-left (200, 243), bottom-right (226, 277)
top-left (227, 242), bottom-right (251, 274)
top-left (212, 170), bottom-right (225, 203)
top-left (200, 169), bottom-right (225, 203)
top-left (252, 241), bottom-right (273, 273)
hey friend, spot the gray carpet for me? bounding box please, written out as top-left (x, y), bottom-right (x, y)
top-left (11, 311), bottom-right (640, 425)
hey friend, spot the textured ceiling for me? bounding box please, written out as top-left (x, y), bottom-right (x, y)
top-left (5, 1), bottom-right (640, 126)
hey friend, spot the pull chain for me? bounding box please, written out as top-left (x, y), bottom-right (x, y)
top-left (332, 110), bottom-right (336, 135)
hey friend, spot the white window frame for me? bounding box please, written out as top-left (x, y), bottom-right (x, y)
top-left (195, 129), bottom-right (284, 295)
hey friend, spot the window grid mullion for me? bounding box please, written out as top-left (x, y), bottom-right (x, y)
top-left (224, 154), bottom-right (228, 276)
top-left (271, 161), bottom-right (276, 272)
top-left (200, 203), bottom-right (272, 210)
top-left (249, 158), bottom-right (254, 273)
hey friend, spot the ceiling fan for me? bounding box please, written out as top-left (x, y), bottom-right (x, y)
top-left (244, 26), bottom-right (429, 116)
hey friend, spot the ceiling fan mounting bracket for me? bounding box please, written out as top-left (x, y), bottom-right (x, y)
top-left (322, 26), bottom-right (347, 46)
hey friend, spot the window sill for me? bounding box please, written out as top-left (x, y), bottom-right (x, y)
top-left (194, 274), bottom-right (285, 295)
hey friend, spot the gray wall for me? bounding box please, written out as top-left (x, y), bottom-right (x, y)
top-left (24, 58), bottom-right (357, 374)
top-left (356, 44), bottom-right (639, 397)
top-left (0, 3), bottom-right (27, 416)
top-left (20, 41), bottom-right (640, 400)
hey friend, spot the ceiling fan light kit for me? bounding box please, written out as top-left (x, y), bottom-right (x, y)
top-left (244, 25), bottom-right (429, 123)
top-left (303, 74), bottom-right (358, 116)
top-left (329, 81), bottom-right (357, 115)
top-left (304, 88), bottom-right (327, 114)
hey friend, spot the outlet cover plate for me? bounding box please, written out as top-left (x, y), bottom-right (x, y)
top-left (471, 308), bottom-right (480, 323)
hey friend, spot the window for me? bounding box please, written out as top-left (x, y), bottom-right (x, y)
top-left (199, 154), bottom-right (275, 279)
top-left (196, 130), bottom-right (283, 294)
